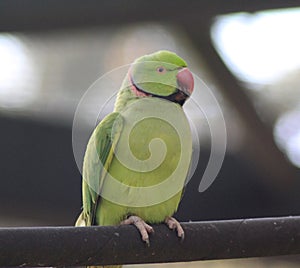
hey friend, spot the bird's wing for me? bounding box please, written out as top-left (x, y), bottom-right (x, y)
top-left (79, 112), bottom-right (123, 226)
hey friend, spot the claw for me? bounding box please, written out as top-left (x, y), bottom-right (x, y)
top-left (121, 215), bottom-right (154, 245)
top-left (165, 216), bottom-right (185, 240)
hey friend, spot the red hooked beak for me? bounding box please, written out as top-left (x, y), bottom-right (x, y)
top-left (176, 67), bottom-right (194, 96)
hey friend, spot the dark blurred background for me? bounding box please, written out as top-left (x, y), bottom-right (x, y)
top-left (0, 0), bottom-right (300, 234)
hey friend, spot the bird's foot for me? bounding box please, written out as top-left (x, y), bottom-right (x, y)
top-left (121, 215), bottom-right (154, 246)
top-left (165, 216), bottom-right (185, 240)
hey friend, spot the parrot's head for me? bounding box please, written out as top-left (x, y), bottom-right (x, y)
top-left (128, 50), bottom-right (194, 106)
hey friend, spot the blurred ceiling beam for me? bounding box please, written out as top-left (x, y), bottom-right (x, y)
top-left (182, 21), bottom-right (297, 189)
top-left (1, 0), bottom-right (300, 31)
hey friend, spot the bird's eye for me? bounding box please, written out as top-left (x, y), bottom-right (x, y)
top-left (156, 66), bottom-right (166, 73)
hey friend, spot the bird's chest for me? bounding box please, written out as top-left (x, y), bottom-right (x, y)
top-left (101, 98), bottom-right (192, 208)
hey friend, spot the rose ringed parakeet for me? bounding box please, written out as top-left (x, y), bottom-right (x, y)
top-left (76, 50), bottom-right (194, 268)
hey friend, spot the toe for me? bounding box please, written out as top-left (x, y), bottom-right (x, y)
top-left (144, 223), bottom-right (154, 233)
top-left (121, 215), bottom-right (154, 245)
top-left (177, 226), bottom-right (185, 240)
top-left (165, 216), bottom-right (185, 239)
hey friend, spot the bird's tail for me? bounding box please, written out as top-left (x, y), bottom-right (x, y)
top-left (75, 211), bottom-right (87, 226)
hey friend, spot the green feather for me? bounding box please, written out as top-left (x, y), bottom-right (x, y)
top-left (76, 112), bottom-right (123, 226)
top-left (135, 50), bottom-right (187, 67)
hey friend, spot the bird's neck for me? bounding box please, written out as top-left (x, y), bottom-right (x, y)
top-left (113, 73), bottom-right (140, 112)
top-left (113, 88), bottom-right (137, 112)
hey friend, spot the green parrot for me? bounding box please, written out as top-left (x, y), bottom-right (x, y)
top-left (76, 50), bottom-right (194, 268)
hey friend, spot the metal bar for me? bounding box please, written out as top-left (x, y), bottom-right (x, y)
top-left (0, 216), bottom-right (300, 267)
